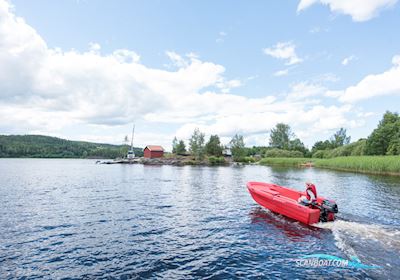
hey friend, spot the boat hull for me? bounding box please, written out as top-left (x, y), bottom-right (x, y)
top-left (247, 182), bottom-right (335, 225)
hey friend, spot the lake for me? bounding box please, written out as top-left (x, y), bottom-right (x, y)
top-left (0, 159), bottom-right (399, 279)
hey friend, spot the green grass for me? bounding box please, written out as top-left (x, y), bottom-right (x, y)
top-left (258, 156), bottom-right (400, 175)
top-left (313, 156), bottom-right (400, 175)
top-left (258, 157), bottom-right (312, 166)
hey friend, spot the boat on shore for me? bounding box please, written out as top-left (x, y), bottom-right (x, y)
top-left (247, 182), bottom-right (338, 225)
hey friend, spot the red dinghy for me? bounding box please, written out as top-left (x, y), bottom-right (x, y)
top-left (247, 182), bottom-right (338, 225)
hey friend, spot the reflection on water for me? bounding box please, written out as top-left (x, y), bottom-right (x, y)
top-left (0, 159), bottom-right (398, 279)
top-left (249, 207), bottom-right (322, 242)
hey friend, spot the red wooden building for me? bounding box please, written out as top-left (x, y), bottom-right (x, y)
top-left (143, 145), bottom-right (164, 158)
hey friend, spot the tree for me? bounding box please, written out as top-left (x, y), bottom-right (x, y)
top-left (269, 123), bottom-right (293, 149)
top-left (312, 140), bottom-right (332, 153)
top-left (189, 128), bottom-right (205, 160)
top-left (366, 111), bottom-right (400, 155)
top-left (288, 138), bottom-right (309, 156)
top-left (330, 128), bottom-right (351, 148)
top-left (172, 137), bottom-right (178, 154)
top-left (230, 134), bottom-right (246, 160)
top-left (175, 140), bottom-right (187, 155)
top-left (205, 135), bottom-right (223, 156)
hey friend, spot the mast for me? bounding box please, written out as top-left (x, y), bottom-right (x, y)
top-left (130, 124), bottom-right (135, 150)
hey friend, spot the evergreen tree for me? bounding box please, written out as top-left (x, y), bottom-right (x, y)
top-left (175, 140), bottom-right (187, 155)
top-left (172, 137), bottom-right (178, 154)
top-left (230, 134), bottom-right (246, 160)
top-left (205, 135), bottom-right (223, 156)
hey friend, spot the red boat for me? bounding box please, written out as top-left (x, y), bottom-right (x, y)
top-left (247, 182), bottom-right (338, 225)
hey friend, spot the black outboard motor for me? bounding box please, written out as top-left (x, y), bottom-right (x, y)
top-left (319, 200), bottom-right (338, 222)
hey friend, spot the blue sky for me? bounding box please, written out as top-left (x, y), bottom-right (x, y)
top-left (1, 0), bottom-right (400, 149)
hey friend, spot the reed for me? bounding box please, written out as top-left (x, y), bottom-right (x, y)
top-left (313, 156), bottom-right (400, 175)
top-left (258, 156), bottom-right (400, 175)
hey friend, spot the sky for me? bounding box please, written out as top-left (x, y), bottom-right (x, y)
top-left (1, 0), bottom-right (400, 150)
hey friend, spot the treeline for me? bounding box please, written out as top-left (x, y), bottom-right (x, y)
top-left (172, 129), bottom-right (248, 163)
top-left (312, 111), bottom-right (400, 158)
top-left (172, 111), bottom-right (400, 161)
top-left (0, 135), bottom-right (143, 158)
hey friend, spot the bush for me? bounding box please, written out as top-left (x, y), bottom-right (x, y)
top-left (265, 148), bottom-right (304, 158)
top-left (312, 150), bottom-right (328, 158)
top-left (259, 157), bottom-right (311, 166)
top-left (208, 156), bottom-right (226, 165)
top-left (233, 156), bottom-right (257, 163)
top-left (312, 140), bottom-right (367, 159)
top-left (350, 139), bottom-right (366, 156)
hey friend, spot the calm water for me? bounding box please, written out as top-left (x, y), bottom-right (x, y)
top-left (0, 159), bottom-right (399, 279)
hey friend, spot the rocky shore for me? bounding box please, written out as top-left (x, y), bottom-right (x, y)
top-left (100, 156), bottom-right (231, 166)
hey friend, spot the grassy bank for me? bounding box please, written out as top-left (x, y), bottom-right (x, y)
top-left (258, 157), bottom-right (311, 166)
top-left (258, 156), bottom-right (400, 176)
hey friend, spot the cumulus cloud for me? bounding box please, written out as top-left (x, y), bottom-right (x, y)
top-left (286, 82), bottom-right (326, 101)
top-left (263, 42), bottom-right (303, 65)
top-left (0, 0), bottom-right (363, 147)
top-left (342, 55), bottom-right (356, 66)
top-left (274, 69), bottom-right (289, 77)
top-left (297, 0), bottom-right (398, 22)
top-left (338, 55), bottom-right (400, 102)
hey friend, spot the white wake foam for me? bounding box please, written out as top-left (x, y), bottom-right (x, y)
top-left (314, 220), bottom-right (400, 255)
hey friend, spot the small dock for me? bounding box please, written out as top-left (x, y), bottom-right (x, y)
top-left (100, 158), bottom-right (141, 164)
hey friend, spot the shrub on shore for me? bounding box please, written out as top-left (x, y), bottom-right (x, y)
top-left (259, 157), bottom-right (310, 166)
top-left (234, 156), bottom-right (257, 163)
top-left (312, 139), bottom-right (366, 158)
top-left (208, 156), bottom-right (226, 165)
top-left (265, 148), bottom-right (304, 158)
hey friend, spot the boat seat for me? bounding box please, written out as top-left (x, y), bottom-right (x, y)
top-left (261, 189), bottom-right (280, 196)
top-left (274, 195), bottom-right (295, 203)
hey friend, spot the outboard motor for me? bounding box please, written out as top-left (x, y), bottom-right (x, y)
top-left (319, 200), bottom-right (338, 222)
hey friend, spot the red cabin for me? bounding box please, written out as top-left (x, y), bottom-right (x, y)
top-left (143, 145), bottom-right (164, 158)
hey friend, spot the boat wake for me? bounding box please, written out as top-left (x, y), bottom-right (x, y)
top-left (314, 220), bottom-right (400, 251)
top-left (314, 219), bottom-right (400, 278)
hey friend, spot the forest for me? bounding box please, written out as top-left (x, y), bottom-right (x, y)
top-left (0, 135), bottom-right (143, 158)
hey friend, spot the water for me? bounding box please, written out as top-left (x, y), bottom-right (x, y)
top-left (0, 159), bottom-right (399, 279)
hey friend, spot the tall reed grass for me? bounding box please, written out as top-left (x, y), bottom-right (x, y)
top-left (258, 156), bottom-right (400, 175)
top-left (313, 156), bottom-right (400, 175)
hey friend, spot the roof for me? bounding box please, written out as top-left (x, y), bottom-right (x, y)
top-left (144, 145), bottom-right (164, 152)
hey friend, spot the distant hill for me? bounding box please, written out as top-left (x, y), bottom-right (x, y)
top-left (0, 135), bottom-right (143, 158)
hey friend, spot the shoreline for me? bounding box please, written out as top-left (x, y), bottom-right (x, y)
top-left (100, 156), bottom-right (232, 167)
top-left (258, 156), bottom-right (400, 177)
top-left (2, 156), bottom-right (400, 176)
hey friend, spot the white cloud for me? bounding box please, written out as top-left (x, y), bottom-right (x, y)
top-left (165, 51), bottom-right (189, 68)
top-left (286, 82), bottom-right (325, 101)
top-left (274, 69), bottom-right (289, 77)
top-left (216, 79), bottom-right (242, 93)
top-left (338, 55), bottom-right (400, 102)
top-left (309, 26), bottom-right (329, 33)
top-left (342, 55), bottom-right (356, 66)
top-left (263, 42), bottom-right (303, 65)
top-left (216, 31), bottom-right (227, 43)
top-left (297, 0), bottom-right (398, 22)
top-left (314, 73), bottom-right (340, 83)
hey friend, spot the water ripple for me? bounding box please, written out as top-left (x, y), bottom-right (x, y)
top-left (0, 159), bottom-right (399, 279)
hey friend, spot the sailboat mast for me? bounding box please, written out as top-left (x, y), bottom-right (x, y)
top-left (130, 124), bottom-right (135, 149)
